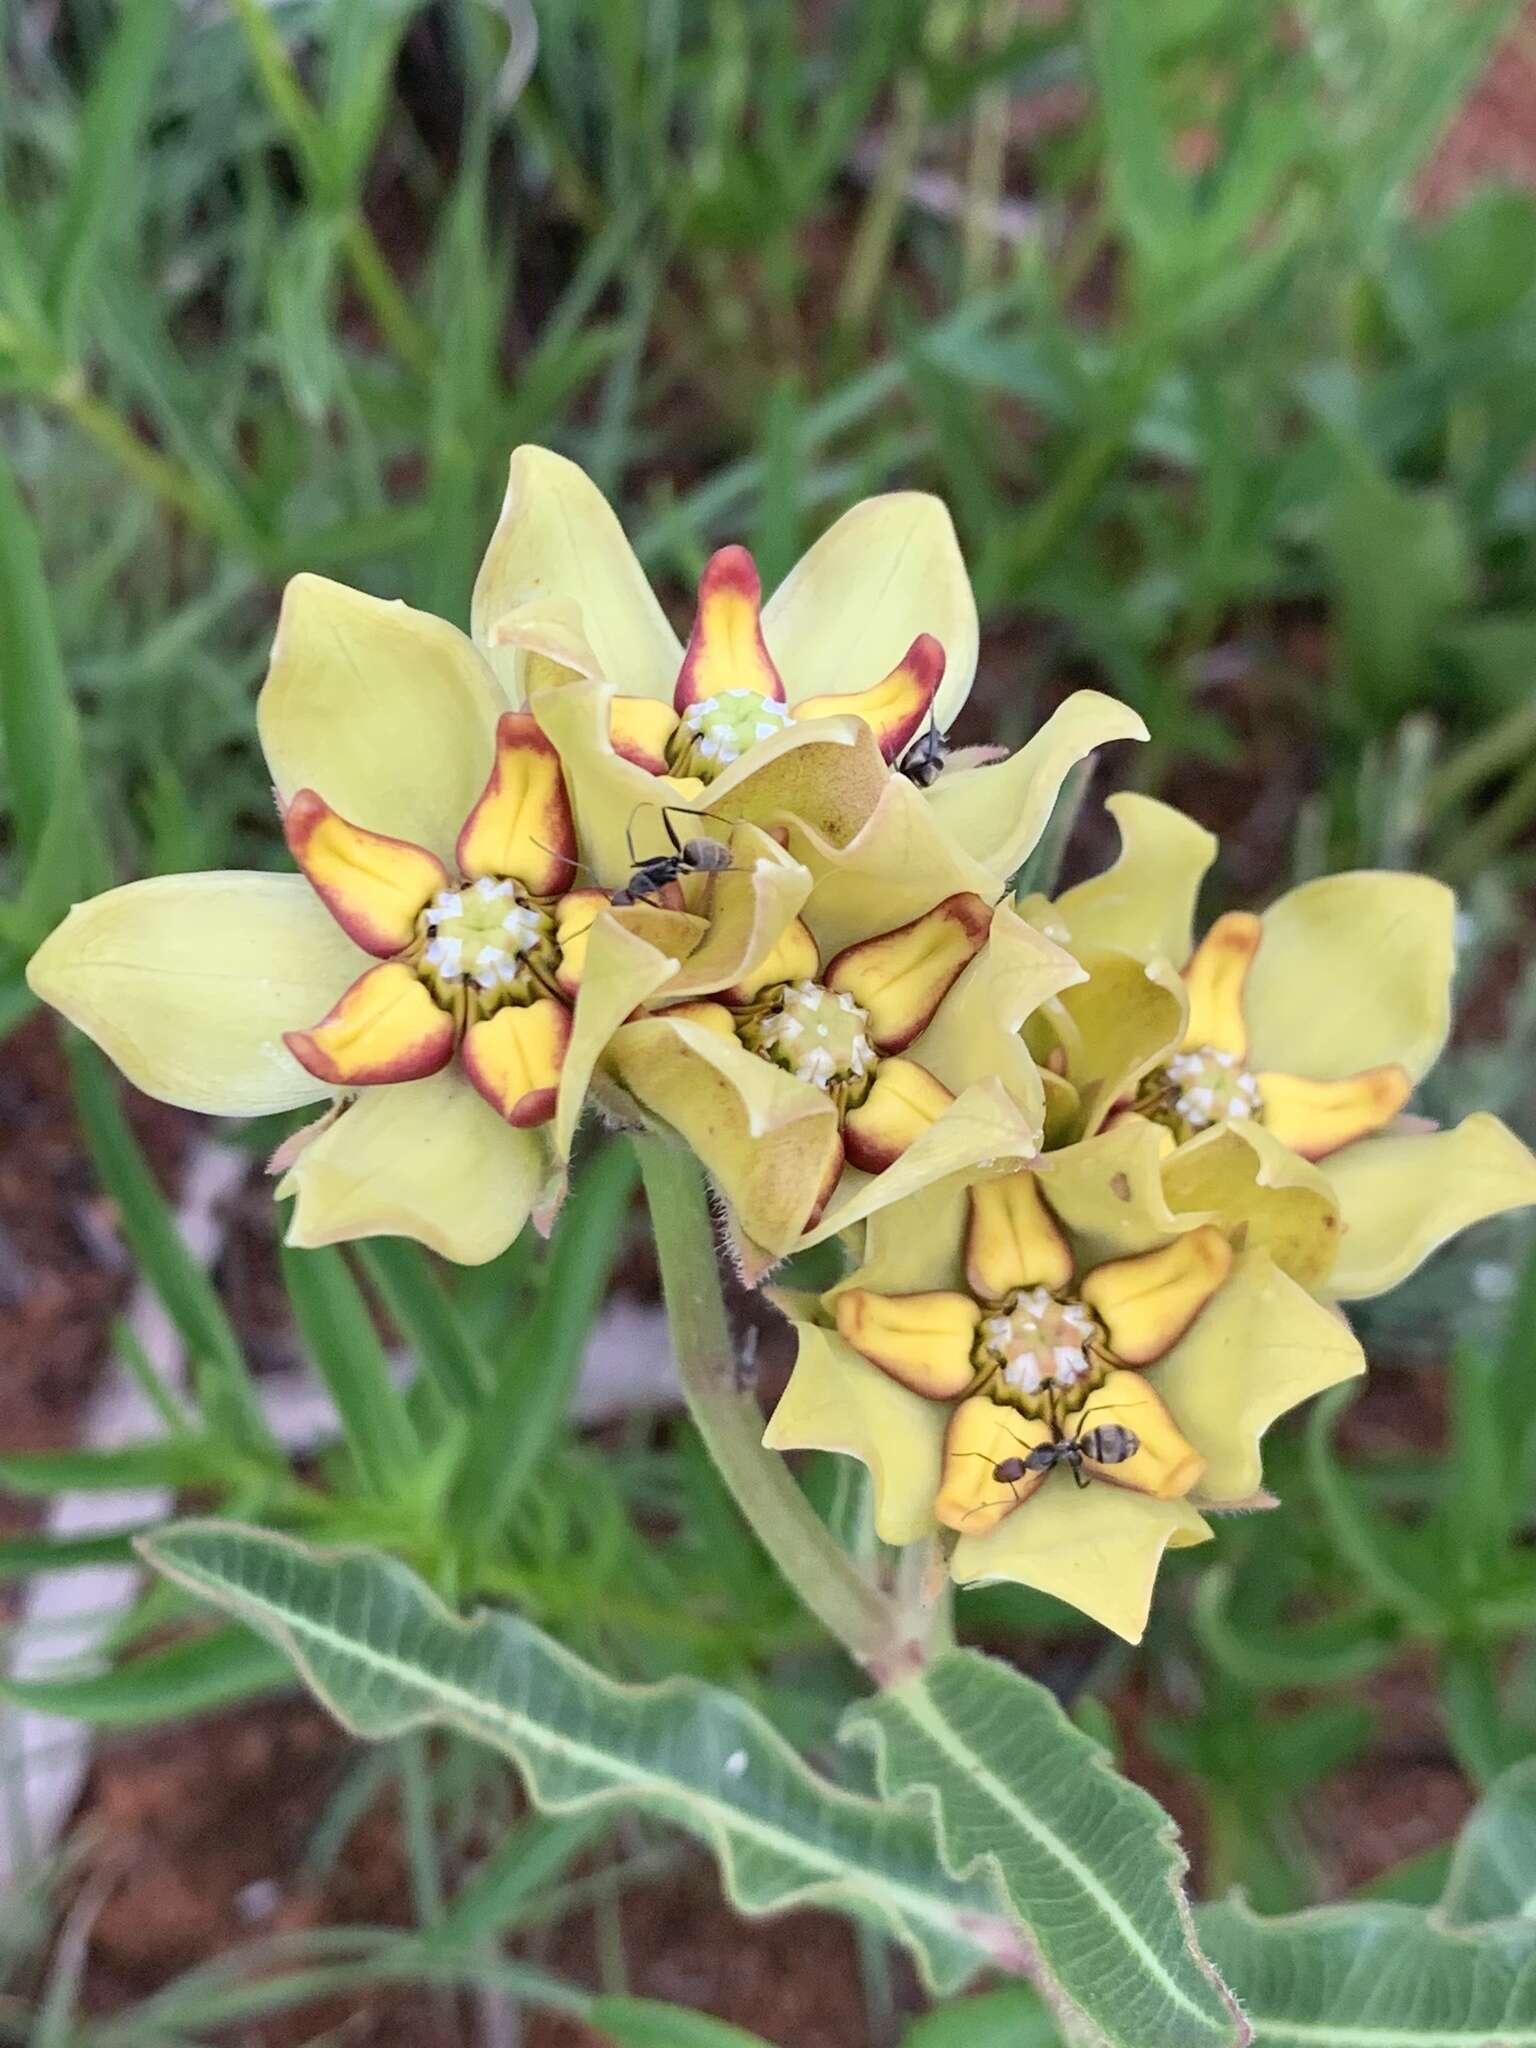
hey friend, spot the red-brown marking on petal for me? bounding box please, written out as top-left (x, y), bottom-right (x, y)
top-left (672, 546), bottom-right (786, 711)
top-left (457, 711), bottom-right (578, 897)
top-left (791, 633), bottom-right (944, 761)
top-left (608, 695), bottom-right (679, 776)
top-left (283, 963), bottom-right (455, 1088)
top-left (283, 789), bottom-right (447, 956)
top-left (461, 998), bottom-right (572, 1127)
top-left (825, 892), bottom-right (992, 1054)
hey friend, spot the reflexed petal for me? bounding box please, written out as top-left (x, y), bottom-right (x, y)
top-left (935, 1398), bottom-right (1053, 1535)
top-left (764, 1323), bottom-right (946, 1546)
top-left (462, 998), bottom-right (571, 1127)
top-left (1182, 913), bottom-right (1260, 1057)
top-left (457, 711), bottom-right (578, 896)
top-left (925, 691), bottom-right (1148, 883)
top-left (283, 790), bottom-right (446, 956)
top-left (833, 1287), bottom-right (981, 1398)
top-left (1033, 1119), bottom-right (1185, 1267)
top-left (609, 695), bottom-right (680, 775)
top-left (1322, 1114), bottom-right (1536, 1300)
top-left (284, 962), bottom-right (455, 1088)
top-left (673, 547), bottom-right (785, 709)
top-left (477, 597), bottom-right (601, 696)
top-left (27, 872), bottom-right (366, 1116)
top-left (1050, 792), bottom-right (1215, 963)
top-left (839, 1174), bottom-right (973, 1297)
top-left (1081, 1225), bottom-right (1231, 1364)
top-left (720, 916), bottom-right (820, 1006)
top-left (661, 822), bottom-right (814, 1002)
top-left (791, 634), bottom-right (943, 762)
top-left (471, 445), bottom-right (682, 702)
top-left (1154, 1249), bottom-right (1364, 1500)
top-left (965, 1171), bottom-right (1073, 1299)
top-left (556, 908), bottom-right (685, 1156)
top-left (278, 1066), bottom-right (545, 1264)
top-left (1256, 1065), bottom-right (1412, 1161)
top-left (762, 492), bottom-right (978, 731)
top-left (1045, 945), bottom-right (1186, 1139)
top-left (258, 575), bottom-right (502, 863)
top-left (608, 1012), bottom-right (842, 1254)
top-left (1077, 1368), bottom-right (1205, 1500)
top-left (842, 1058), bottom-right (953, 1174)
top-left (825, 893), bottom-right (992, 1053)
top-left (1244, 871), bottom-right (1455, 1084)
top-left (950, 1482), bottom-right (1211, 1643)
top-left (1161, 1121), bottom-right (1341, 1294)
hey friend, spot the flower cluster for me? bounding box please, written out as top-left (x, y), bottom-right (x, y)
top-left (29, 447), bottom-right (1536, 1638)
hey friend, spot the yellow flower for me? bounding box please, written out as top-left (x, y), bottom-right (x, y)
top-left (470, 446), bottom-right (1148, 915)
top-left (29, 578), bottom-right (809, 1264)
top-left (1029, 792), bottom-right (1536, 1300)
top-left (766, 1120), bottom-right (1363, 1641)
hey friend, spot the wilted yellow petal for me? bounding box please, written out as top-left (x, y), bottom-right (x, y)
top-left (1080, 1224), bottom-right (1232, 1365)
top-left (935, 1397), bottom-right (1053, 1535)
top-left (471, 445), bottom-right (682, 703)
top-left (791, 633), bottom-right (943, 762)
top-left (764, 1322), bottom-right (946, 1546)
top-left (258, 574), bottom-right (502, 864)
top-left (1182, 913), bottom-right (1261, 1057)
top-left (1256, 1064), bottom-right (1412, 1161)
top-left (1321, 1114), bottom-right (1536, 1301)
top-left (1161, 1120), bottom-right (1341, 1294)
top-left (1244, 871), bottom-right (1454, 1085)
top-left (1153, 1248), bottom-right (1364, 1501)
top-left (826, 893), bottom-right (992, 1053)
top-left (278, 1065), bottom-right (545, 1264)
top-left (1051, 792), bottom-right (1216, 964)
top-left (762, 492), bottom-right (978, 732)
top-left (925, 691), bottom-right (1148, 883)
top-left (951, 1471), bottom-right (1211, 1642)
top-left (833, 1287), bottom-right (981, 1397)
top-left (457, 711), bottom-right (579, 897)
top-left (285, 963), bottom-right (455, 1089)
top-left (27, 873), bottom-right (366, 1116)
top-left (965, 1172), bottom-right (1074, 1298)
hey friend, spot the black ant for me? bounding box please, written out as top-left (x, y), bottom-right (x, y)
top-left (954, 1401), bottom-right (1142, 1524)
top-left (613, 804), bottom-right (736, 906)
top-left (897, 716), bottom-right (949, 788)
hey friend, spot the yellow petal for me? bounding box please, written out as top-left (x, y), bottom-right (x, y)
top-left (278, 1065), bottom-right (544, 1264)
top-left (1182, 912), bottom-right (1261, 1057)
top-left (951, 1482), bottom-right (1211, 1643)
top-left (470, 445), bottom-right (682, 703)
top-left (608, 1012), bottom-right (842, 1255)
top-left (719, 916), bottom-right (820, 1005)
top-left (791, 633), bottom-right (943, 763)
top-left (825, 893), bottom-right (992, 1053)
top-left (1321, 1114), bottom-right (1536, 1301)
top-left (1080, 1224), bottom-right (1232, 1365)
top-left (965, 1172), bottom-right (1074, 1298)
top-left (282, 790), bottom-right (447, 956)
top-left (833, 1287), bottom-right (982, 1398)
top-left (556, 907), bottom-right (685, 1157)
top-left (258, 574), bottom-right (502, 864)
top-left (1032, 1119), bottom-right (1186, 1267)
top-left (842, 1057), bottom-right (954, 1173)
top-left (1161, 1120), bottom-right (1341, 1294)
top-left (1045, 945), bottom-right (1187, 1139)
top-left (1256, 1065), bottom-right (1412, 1161)
top-left (935, 1397), bottom-right (1053, 1535)
top-left (456, 711), bottom-right (579, 897)
top-left (462, 998), bottom-right (571, 1127)
top-left (608, 695), bottom-right (680, 775)
top-left (1075, 1368), bottom-right (1206, 1501)
top-left (1244, 871), bottom-right (1454, 1085)
top-left (762, 492), bottom-right (978, 733)
top-left (838, 1174), bottom-right (973, 1297)
top-left (658, 821), bottom-right (814, 1003)
top-left (764, 1321), bottom-right (945, 1545)
top-left (925, 691), bottom-right (1148, 882)
top-left (673, 546), bottom-right (785, 708)
top-left (27, 872), bottom-right (365, 1116)
top-left (1153, 1248), bottom-right (1364, 1501)
top-left (1050, 792), bottom-right (1215, 963)
top-left (284, 962), bottom-right (455, 1088)
top-left (552, 888), bottom-right (612, 999)
top-left (477, 596), bottom-right (602, 695)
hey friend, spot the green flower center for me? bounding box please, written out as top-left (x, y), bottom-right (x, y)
top-left (666, 690), bottom-right (793, 782)
top-left (972, 1287), bottom-right (1105, 1406)
top-left (738, 978), bottom-right (877, 1110)
top-left (416, 878), bottom-right (559, 1017)
top-left (1141, 1043), bottom-right (1264, 1143)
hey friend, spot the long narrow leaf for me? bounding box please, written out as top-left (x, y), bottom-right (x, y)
top-left (280, 1244), bottom-right (420, 1499)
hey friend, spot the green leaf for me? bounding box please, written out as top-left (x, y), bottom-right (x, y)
top-left (140, 1521), bottom-right (1018, 1993)
top-left (590, 1998), bottom-right (777, 2048)
top-left (1199, 1897), bottom-right (1536, 2045)
top-left (356, 1238), bottom-right (491, 1412)
top-left (0, 1524), bottom-right (152, 1580)
top-left (280, 1243), bottom-right (421, 1498)
top-left (0, 1438), bottom-right (229, 1496)
top-left (0, 1624), bottom-right (291, 1726)
top-left (901, 1988), bottom-right (1059, 2047)
top-left (844, 1650), bottom-right (1243, 2048)
top-left (1440, 1757), bottom-right (1536, 1926)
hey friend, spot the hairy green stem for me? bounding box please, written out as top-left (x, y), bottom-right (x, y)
top-left (636, 1137), bottom-right (924, 1679)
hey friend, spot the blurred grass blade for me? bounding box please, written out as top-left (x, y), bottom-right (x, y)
top-left (0, 1439), bottom-right (230, 1496)
top-left (0, 1624), bottom-right (291, 1727)
top-left (356, 1239), bottom-right (492, 1412)
top-left (280, 1244), bottom-right (421, 1499)
top-left (0, 1525), bottom-right (153, 1582)
top-left (142, 1520), bottom-right (1018, 1994)
top-left (65, 1036), bottom-right (277, 1459)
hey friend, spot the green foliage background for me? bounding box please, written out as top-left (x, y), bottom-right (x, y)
top-left (3, 1), bottom-right (1536, 2042)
